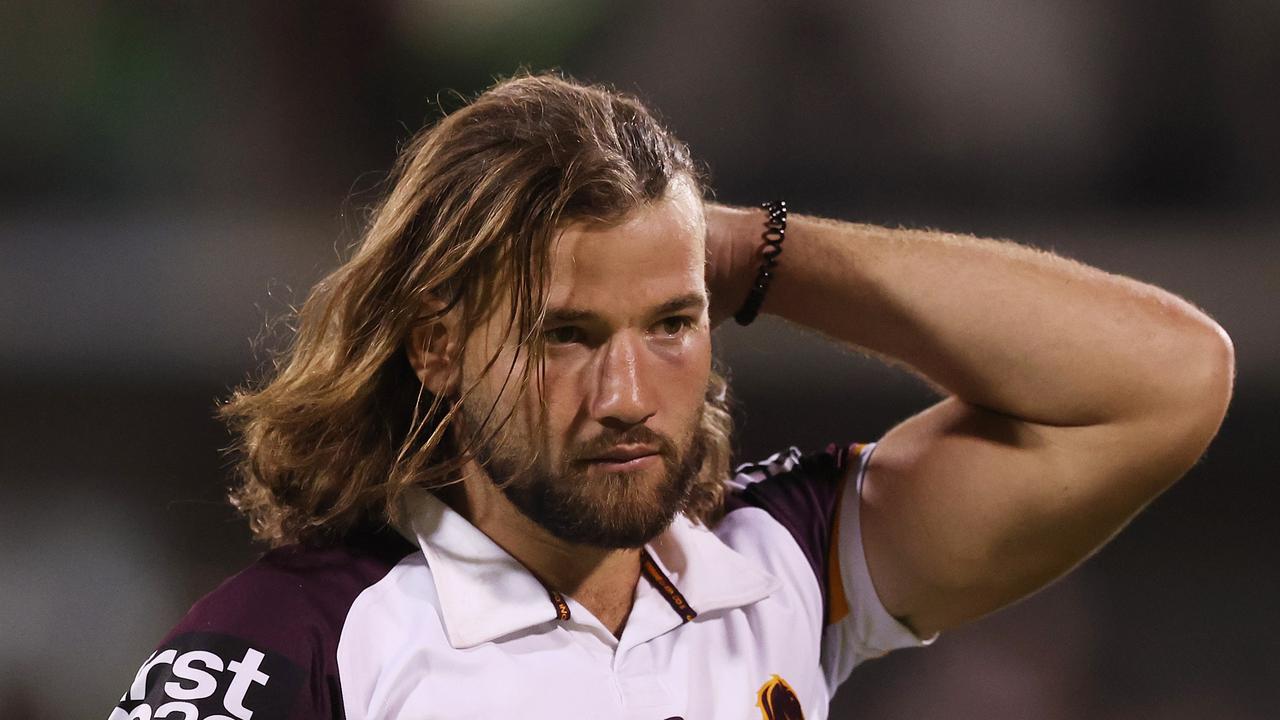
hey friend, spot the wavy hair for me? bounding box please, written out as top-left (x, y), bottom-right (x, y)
top-left (220, 72), bottom-right (734, 546)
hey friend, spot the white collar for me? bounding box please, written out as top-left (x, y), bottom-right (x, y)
top-left (399, 488), bottom-right (780, 649)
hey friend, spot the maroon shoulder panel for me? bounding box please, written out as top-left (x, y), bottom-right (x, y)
top-left (110, 527), bottom-right (416, 720)
top-left (724, 444), bottom-right (851, 624)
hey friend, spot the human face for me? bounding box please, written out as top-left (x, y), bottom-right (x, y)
top-left (457, 180), bottom-right (712, 549)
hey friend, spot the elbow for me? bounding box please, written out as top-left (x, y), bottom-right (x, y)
top-left (1188, 316), bottom-right (1235, 430)
top-left (1210, 321), bottom-right (1236, 400)
top-left (1157, 314), bottom-right (1235, 467)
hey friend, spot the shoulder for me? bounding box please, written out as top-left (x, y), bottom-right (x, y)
top-left (725, 443), bottom-right (860, 530)
top-left (111, 528), bottom-right (417, 720)
top-left (720, 444), bottom-right (867, 612)
top-left (167, 528), bottom-right (417, 656)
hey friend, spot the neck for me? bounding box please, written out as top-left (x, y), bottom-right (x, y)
top-left (434, 465), bottom-right (642, 637)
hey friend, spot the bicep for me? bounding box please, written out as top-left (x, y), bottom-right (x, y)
top-left (860, 396), bottom-right (1187, 637)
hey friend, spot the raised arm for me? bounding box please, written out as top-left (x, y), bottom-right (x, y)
top-left (707, 203), bottom-right (1234, 637)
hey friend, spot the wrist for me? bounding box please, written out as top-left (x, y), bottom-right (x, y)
top-left (704, 202), bottom-right (765, 326)
top-left (730, 200), bottom-right (786, 326)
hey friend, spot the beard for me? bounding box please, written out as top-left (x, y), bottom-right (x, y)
top-left (461, 402), bottom-right (708, 549)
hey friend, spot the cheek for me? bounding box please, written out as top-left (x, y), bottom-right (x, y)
top-left (658, 334), bottom-right (713, 412)
top-left (461, 344), bottom-right (536, 427)
top-left (534, 361), bottom-right (581, 435)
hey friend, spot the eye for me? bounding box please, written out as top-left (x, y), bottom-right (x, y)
top-left (544, 326), bottom-right (584, 345)
top-left (655, 316), bottom-right (694, 338)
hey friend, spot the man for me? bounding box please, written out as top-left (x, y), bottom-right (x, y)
top-left (110, 73), bottom-right (1233, 720)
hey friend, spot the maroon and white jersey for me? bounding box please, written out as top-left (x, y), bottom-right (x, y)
top-left (110, 443), bottom-right (930, 720)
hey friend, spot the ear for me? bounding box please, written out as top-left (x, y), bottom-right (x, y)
top-left (405, 301), bottom-right (462, 396)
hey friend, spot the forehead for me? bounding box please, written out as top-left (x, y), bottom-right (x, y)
top-left (547, 182), bottom-right (706, 315)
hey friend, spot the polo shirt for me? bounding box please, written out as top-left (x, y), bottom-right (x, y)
top-left (109, 442), bottom-right (931, 720)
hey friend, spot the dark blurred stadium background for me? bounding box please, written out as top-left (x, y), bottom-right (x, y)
top-left (1, 2), bottom-right (1277, 718)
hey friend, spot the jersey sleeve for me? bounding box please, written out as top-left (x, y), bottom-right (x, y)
top-left (820, 442), bottom-right (936, 689)
top-left (728, 443), bottom-right (934, 692)
top-left (107, 551), bottom-right (338, 720)
top-left (108, 531), bottom-right (416, 720)
top-left (108, 630), bottom-right (314, 720)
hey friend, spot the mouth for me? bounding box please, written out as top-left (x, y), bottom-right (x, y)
top-left (582, 445), bottom-right (661, 472)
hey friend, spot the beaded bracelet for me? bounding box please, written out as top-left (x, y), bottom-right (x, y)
top-left (733, 200), bottom-right (787, 326)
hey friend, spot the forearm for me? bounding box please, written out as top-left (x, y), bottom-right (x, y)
top-left (713, 204), bottom-right (1233, 428)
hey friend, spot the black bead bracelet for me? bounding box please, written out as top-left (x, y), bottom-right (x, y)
top-left (733, 200), bottom-right (787, 326)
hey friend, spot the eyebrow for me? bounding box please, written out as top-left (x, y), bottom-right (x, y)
top-left (543, 291), bottom-right (708, 326)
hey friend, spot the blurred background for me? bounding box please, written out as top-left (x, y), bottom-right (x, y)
top-left (2, 1), bottom-right (1277, 717)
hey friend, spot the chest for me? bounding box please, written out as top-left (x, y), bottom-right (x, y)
top-left (341, 594), bottom-right (831, 720)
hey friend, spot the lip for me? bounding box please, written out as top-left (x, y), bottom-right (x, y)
top-left (582, 445), bottom-right (661, 471)
top-left (585, 444), bottom-right (660, 463)
top-left (585, 454), bottom-right (660, 472)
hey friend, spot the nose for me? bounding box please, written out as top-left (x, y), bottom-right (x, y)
top-left (589, 332), bottom-right (656, 428)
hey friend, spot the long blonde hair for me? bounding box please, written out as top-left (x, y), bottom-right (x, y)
top-left (220, 73), bottom-right (734, 546)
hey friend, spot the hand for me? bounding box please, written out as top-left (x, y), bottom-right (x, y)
top-left (703, 202), bottom-right (762, 328)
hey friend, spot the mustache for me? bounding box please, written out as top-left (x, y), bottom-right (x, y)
top-left (568, 425), bottom-right (677, 462)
